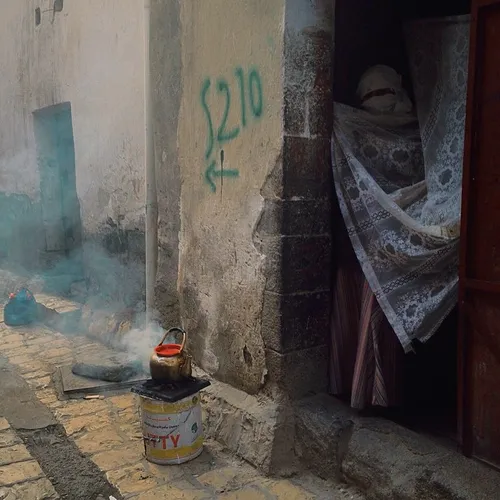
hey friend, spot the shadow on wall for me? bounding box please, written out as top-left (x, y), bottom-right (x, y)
top-left (82, 227), bottom-right (146, 311)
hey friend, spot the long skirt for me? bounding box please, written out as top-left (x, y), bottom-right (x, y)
top-left (329, 228), bottom-right (404, 409)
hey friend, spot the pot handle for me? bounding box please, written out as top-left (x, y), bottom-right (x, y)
top-left (158, 327), bottom-right (187, 352)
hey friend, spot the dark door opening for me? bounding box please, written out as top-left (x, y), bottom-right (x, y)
top-left (330, 0), bottom-right (471, 450)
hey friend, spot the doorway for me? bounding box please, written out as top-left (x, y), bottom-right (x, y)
top-left (33, 102), bottom-right (83, 281)
top-left (329, 0), bottom-right (470, 449)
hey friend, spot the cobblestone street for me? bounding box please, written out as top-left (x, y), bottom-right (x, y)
top-left (0, 417), bottom-right (59, 500)
top-left (0, 294), bottom-right (365, 500)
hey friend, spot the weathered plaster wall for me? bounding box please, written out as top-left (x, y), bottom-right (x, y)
top-left (177, 0), bottom-right (285, 393)
top-left (0, 0), bottom-right (146, 299)
top-left (0, 193), bottom-right (41, 271)
top-left (1, 0), bottom-right (145, 232)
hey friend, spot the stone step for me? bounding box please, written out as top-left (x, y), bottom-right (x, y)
top-left (294, 394), bottom-right (500, 500)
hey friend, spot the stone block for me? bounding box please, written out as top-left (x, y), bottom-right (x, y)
top-left (10, 478), bottom-right (59, 500)
top-left (6, 356), bottom-right (34, 368)
top-left (0, 347), bottom-right (25, 359)
top-left (306, 33), bottom-right (334, 139)
top-left (0, 445), bottom-right (32, 466)
top-left (108, 394), bottom-right (135, 410)
top-left (23, 370), bottom-right (50, 381)
top-left (0, 487), bottom-right (16, 500)
top-left (0, 461), bottom-right (43, 486)
top-left (263, 235), bottom-right (332, 294)
top-left (218, 486), bottom-right (267, 500)
top-left (284, 86), bottom-right (306, 136)
top-left (15, 360), bottom-right (48, 375)
top-left (74, 426), bottom-right (123, 454)
top-left (115, 405), bottom-right (140, 426)
top-left (41, 348), bottom-right (74, 360)
top-left (54, 399), bottom-right (108, 419)
top-left (282, 136), bottom-right (332, 199)
top-left (308, 77), bottom-right (333, 139)
top-left (62, 411), bottom-right (112, 436)
top-left (35, 388), bottom-right (59, 406)
top-left (262, 291), bottom-right (331, 353)
top-left (1, 335), bottom-right (24, 346)
top-left (91, 444), bottom-right (143, 471)
top-left (342, 418), bottom-right (450, 499)
top-left (136, 481), bottom-right (210, 500)
top-left (198, 466), bottom-right (258, 493)
top-left (256, 198), bottom-right (331, 237)
top-left (0, 420), bottom-right (9, 432)
top-left (106, 463), bottom-right (159, 495)
top-left (1, 343), bottom-right (25, 356)
top-left (294, 394), bottom-right (354, 480)
top-left (422, 451), bottom-right (500, 500)
top-left (283, 30), bottom-right (317, 92)
top-left (340, 415), bottom-right (500, 500)
top-left (143, 461), bottom-right (184, 483)
top-left (0, 431), bottom-right (21, 449)
top-left (196, 369), bottom-right (297, 475)
top-left (117, 423), bottom-right (143, 443)
top-left (26, 376), bottom-right (52, 391)
top-left (40, 338), bottom-right (71, 349)
top-left (18, 334), bottom-right (51, 346)
top-left (265, 346), bottom-right (328, 399)
top-left (266, 479), bottom-right (315, 499)
top-left (40, 399), bottom-right (63, 411)
top-left (201, 386), bottom-right (275, 471)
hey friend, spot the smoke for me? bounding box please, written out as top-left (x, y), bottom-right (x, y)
top-left (118, 321), bottom-right (166, 370)
top-left (0, 166), bottom-right (181, 376)
top-left (0, 114), bottom-right (171, 375)
top-left (0, 220), bottom-right (164, 366)
top-left (80, 239), bottom-right (145, 309)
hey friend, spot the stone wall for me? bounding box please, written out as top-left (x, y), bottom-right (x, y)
top-left (171, 0), bottom-right (333, 397)
top-left (261, 0), bottom-right (334, 398)
top-left (176, 0), bottom-right (285, 394)
top-left (0, 193), bottom-right (42, 272)
top-left (0, 0), bottom-right (146, 303)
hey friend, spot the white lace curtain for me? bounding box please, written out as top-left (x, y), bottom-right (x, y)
top-left (331, 16), bottom-right (470, 350)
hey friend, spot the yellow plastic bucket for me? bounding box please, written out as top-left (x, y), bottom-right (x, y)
top-left (139, 392), bottom-right (203, 465)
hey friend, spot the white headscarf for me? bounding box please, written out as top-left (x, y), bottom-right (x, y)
top-left (357, 65), bottom-right (413, 114)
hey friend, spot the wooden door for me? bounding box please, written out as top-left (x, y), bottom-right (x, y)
top-left (34, 103), bottom-right (81, 256)
top-left (459, 0), bottom-right (500, 469)
top-left (34, 113), bottom-right (67, 253)
top-left (54, 106), bottom-right (81, 252)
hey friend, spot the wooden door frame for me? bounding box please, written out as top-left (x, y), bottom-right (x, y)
top-left (458, 0), bottom-right (500, 458)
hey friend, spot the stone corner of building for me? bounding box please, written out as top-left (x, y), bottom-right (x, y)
top-left (196, 368), bottom-right (299, 476)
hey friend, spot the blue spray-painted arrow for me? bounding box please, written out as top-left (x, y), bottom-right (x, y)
top-left (204, 159), bottom-right (239, 193)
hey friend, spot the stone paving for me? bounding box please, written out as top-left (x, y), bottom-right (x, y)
top-left (0, 417), bottom-right (59, 499)
top-left (0, 294), bottom-right (364, 500)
